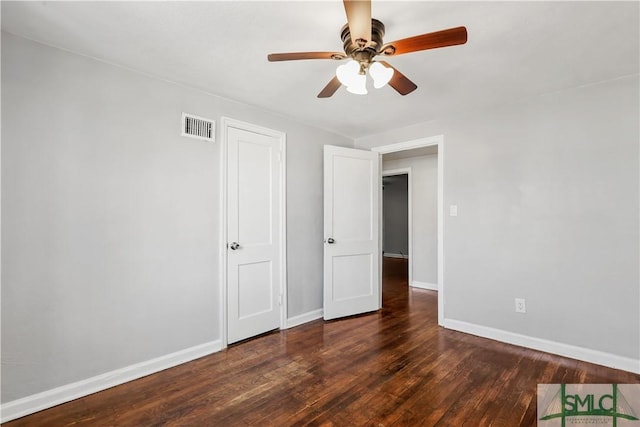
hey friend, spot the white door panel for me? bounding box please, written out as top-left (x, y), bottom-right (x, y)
top-left (324, 145), bottom-right (380, 320)
top-left (227, 126), bottom-right (282, 344)
top-left (332, 155), bottom-right (374, 241)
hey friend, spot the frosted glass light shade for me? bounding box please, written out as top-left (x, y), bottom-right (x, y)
top-left (346, 73), bottom-right (367, 95)
top-left (369, 62), bottom-right (394, 89)
top-left (337, 60), bottom-right (367, 95)
top-left (336, 60), bottom-right (360, 87)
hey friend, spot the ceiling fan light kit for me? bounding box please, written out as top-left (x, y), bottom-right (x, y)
top-left (267, 0), bottom-right (468, 98)
top-left (335, 60), bottom-right (394, 95)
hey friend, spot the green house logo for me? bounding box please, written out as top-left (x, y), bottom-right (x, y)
top-left (538, 384), bottom-right (640, 427)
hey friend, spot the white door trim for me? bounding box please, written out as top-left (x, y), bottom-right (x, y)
top-left (382, 168), bottom-right (412, 286)
top-left (372, 135), bottom-right (443, 155)
top-left (219, 117), bottom-right (287, 348)
top-left (372, 135), bottom-right (444, 326)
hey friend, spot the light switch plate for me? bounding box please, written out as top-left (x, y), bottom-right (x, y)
top-left (449, 205), bottom-right (458, 216)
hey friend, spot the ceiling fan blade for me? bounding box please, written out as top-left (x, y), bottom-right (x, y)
top-left (317, 76), bottom-right (342, 98)
top-left (382, 26), bottom-right (467, 56)
top-left (268, 52), bottom-right (347, 62)
top-left (343, 0), bottom-right (371, 46)
top-left (379, 61), bottom-right (417, 95)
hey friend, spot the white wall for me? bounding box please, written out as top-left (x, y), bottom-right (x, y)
top-left (358, 75), bottom-right (640, 365)
top-left (1, 32), bottom-right (352, 403)
top-left (383, 156), bottom-right (438, 285)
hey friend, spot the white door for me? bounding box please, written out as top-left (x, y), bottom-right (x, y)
top-left (324, 145), bottom-right (380, 320)
top-left (227, 123), bottom-right (283, 344)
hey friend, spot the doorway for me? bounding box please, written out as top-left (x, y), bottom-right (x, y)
top-left (382, 172), bottom-right (410, 293)
top-left (373, 136), bottom-right (444, 325)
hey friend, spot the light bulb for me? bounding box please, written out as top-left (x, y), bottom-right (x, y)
top-left (336, 60), bottom-right (360, 87)
top-left (346, 73), bottom-right (367, 95)
top-left (369, 62), bottom-right (394, 89)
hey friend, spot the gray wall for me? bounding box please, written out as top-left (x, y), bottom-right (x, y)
top-left (1, 33), bottom-right (351, 402)
top-left (383, 155), bottom-right (438, 285)
top-left (382, 174), bottom-right (408, 257)
top-left (357, 75), bottom-right (640, 360)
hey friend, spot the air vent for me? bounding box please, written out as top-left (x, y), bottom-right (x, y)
top-left (181, 113), bottom-right (215, 141)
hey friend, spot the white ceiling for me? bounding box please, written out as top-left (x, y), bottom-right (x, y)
top-left (2, 1), bottom-right (638, 139)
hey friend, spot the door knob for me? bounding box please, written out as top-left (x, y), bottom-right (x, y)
top-left (326, 238), bottom-right (335, 244)
top-left (229, 242), bottom-right (240, 250)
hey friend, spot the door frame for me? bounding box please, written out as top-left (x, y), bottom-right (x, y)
top-left (372, 135), bottom-right (444, 326)
top-left (382, 168), bottom-right (412, 285)
top-left (219, 117), bottom-right (287, 348)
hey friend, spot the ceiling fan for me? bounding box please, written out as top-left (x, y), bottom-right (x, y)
top-left (267, 0), bottom-right (468, 98)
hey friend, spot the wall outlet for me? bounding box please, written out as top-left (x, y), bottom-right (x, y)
top-left (515, 298), bottom-right (526, 313)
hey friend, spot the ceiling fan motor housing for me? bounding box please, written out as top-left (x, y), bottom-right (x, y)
top-left (341, 18), bottom-right (386, 64)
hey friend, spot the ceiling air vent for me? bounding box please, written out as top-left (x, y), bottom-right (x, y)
top-left (181, 113), bottom-right (215, 142)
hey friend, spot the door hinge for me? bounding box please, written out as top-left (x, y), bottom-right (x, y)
top-left (278, 293), bottom-right (283, 306)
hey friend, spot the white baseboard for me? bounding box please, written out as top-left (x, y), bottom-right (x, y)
top-left (410, 281), bottom-right (438, 291)
top-left (286, 308), bottom-right (323, 329)
top-left (1, 340), bottom-right (222, 423)
top-left (443, 318), bottom-right (640, 374)
top-left (383, 253), bottom-right (408, 259)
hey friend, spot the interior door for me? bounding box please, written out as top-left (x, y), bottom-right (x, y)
top-left (227, 125), bottom-right (282, 344)
top-left (324, 145), bottom-right (380, 320)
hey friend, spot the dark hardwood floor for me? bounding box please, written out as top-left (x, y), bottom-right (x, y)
top-left (5, 258), bottom-right (639, 426)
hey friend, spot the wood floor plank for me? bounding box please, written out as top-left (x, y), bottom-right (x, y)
top-left (4, 258), bottom-right (639, 426)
